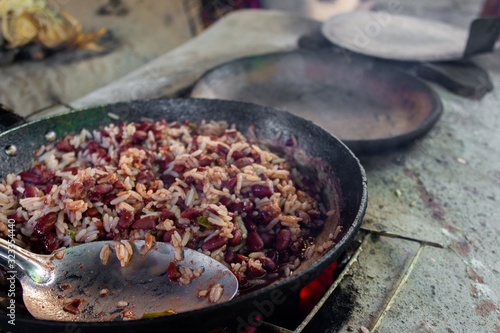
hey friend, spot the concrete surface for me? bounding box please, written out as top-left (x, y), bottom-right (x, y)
top-left (0, 0), bottom-right (193, 116)
top-left (21, 6), bottom-right (500, 333)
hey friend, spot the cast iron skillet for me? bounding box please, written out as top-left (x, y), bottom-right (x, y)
top-left (190, 49), bottom-right (443, 155)
top-left (0, 98), bottom-right (367, 332)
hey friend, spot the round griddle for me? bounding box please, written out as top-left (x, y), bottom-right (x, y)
top-left (190, 50), bottom-right (443, 154)
top-left (321, 11), bottom-right (469, 62)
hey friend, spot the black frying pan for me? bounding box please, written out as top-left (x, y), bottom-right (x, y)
top-left (0, 98), bottom-right (367, 332)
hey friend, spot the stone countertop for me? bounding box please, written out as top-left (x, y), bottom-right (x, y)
top-left (33, 8), bottom-right (500, 333)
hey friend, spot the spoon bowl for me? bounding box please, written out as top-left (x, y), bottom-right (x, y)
top-left (0, 238), bottom-right (238, 322)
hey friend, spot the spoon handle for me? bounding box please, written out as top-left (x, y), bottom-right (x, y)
top-left (0, 237), bottom-right (52, 284)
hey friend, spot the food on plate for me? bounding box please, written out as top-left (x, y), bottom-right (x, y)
top-left (0, 119), bottom-right (335, 297)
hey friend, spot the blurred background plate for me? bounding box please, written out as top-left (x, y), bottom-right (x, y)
top-left (190, 50), bottom-right (443, 154)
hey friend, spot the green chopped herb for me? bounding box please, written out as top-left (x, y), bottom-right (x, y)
top-left (65, 230), bottom-right (77, 240)
top-left (142, 309), bottom-right (177, 319)
top-left (197, 216), bottom-right (213, 229)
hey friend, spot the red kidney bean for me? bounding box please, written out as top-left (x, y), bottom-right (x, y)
top-left (216, 144), bottom-right (229, 156)
top-left (159, 208), bottom-right (176, 222)
top-left (31, 164), bottom-right (44, 175)
top-left (290, 239), bottom-right (304, 254)
top-left (24, 186), bottom-right (38, 198)
top-left (95, 184), bottom-right (114, 194)
top-left (117, 210), bottom-right (134, 229)
top-left (83, 179), bottom-right (96, 190)
top-left (198, 155), bottom-right (213, 166)
top-left (180, 208), bottom-right (199, 219)
top-left (10, 211), bottom-right (26, 223)
top-left (247, 264), bottom-right (265, 278)
top-left (258, 256), bottom-right (277, 272)
top-left (206, 207), bottom-right (218, 216)
top-left (275, 229), bottom-right (291, 251)
top-left (157, 154), bottom-right (174, 173)
top-left (267, 250), bottom-right (279, 263)
top-left (86, 141), bottom-right (99, 152)
top-left (137, 122), bottom-right (152, 132)
top-left (307, 209), bottom-right (321, 219)
top-left (229, 229), bottom-right (243, 246)
top-left (41, 171), bottom-right (55, 184)
top-left (228, 202), bottom-right (244, 213)
top-left (88, 191), bottom-right (102, 202)
top-left (251, 184), bottom-right (273, 197)
top-left (297, 211), bottom-right (311, 224)
top-left (62, 167), bottom-right (80, 175)
top-left (85, 207), bottom-right (99, 217)
top-left (55, 140), bottom-right (73, 152)
top-left (136, 172), bottom-right (149, 182)
top-left (247, 232), bottom-right (264, 252)
top-left (11, 180), bottom-right (25, 195)
top-left (114, 180), bottom-right (126, 190)
top-left (161, 174), bottom-right (176, 187)
top-left (236, 254), bottom-right (248, 263)
top-left (221, 177), bottom-right (237, 192)
top-left (43, 232), bottom-right (61, 254)
top-left (219, 197), bottom-right (231, 207)
top-left (33, 212), bottom-right (58, 236)
top-left (250, 150), bottom-right (261, 163)
top-left (41, 184), bottom-right (53, 195)
top-left (260, 233), bottom-right (275, 248)
top-left (201, 236), bottom-right (228, 252)
top-left (243, 200), bottom-right (254, 213)
top-left (114, 132), bottom-right (123, 143)
top-left (231, 150), bottom-right (243, 161)
top-left (132, 215), bottom-right (157, 230)
top-left (234, 157), bottom-right (254, 169)
top-left (224, 250), bottom-right (236, 263)
top-left (235, 272), bottom-right (248, 288)
top-left (133, 130), bottom-right (148, 142)
top-left (162, 229), bottom-right (177, 242)
top-left (194, 182), bottom-right (204, 192)
top-left (19, 171), bottom-right (40, 184)
top-left (167, 262), bottom-right (181, 281)
top-left (177, 201), bottom-right (188, 211)
top-left (224, 130), bottom-right (237, 139)
top-left (102, 194), bottom-right (117, 205)
top-left (259, 211), bottom-right (275, 225)
top-left (184, 175), bottom-right (195, 186)
top-left (244, 220), bottom-right (257, 233)
top-left (172, 164), bottom-right (185, 174)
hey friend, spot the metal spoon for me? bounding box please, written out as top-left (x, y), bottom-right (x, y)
top-left (0, 238), bottom-right (238, 321)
